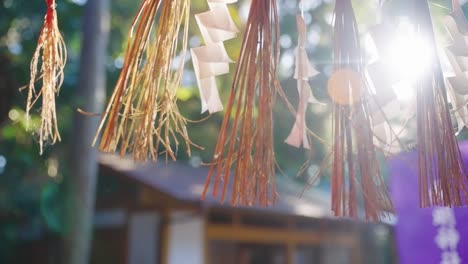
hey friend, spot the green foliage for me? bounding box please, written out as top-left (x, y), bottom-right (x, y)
top-left (2, 1), bottom-right (466, 262)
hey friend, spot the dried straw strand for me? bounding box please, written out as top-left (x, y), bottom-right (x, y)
top-left (414, 0), bottom-right (468, 207)
top-left (26, 0), bottom-right (66, 155)
top-left (94, 0), bottom-right (195, 161)
top-left (201, 0), bottom-right (282, 206)
top-left (329, 0), bottom-right (393, 221)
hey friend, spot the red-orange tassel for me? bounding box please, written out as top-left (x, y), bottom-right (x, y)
top-left (328, 0), bottom-right (394, 221)
top-left (202, 0), bottom-right (282, 206)
top-left (413, 0), bottom-right (468, 207)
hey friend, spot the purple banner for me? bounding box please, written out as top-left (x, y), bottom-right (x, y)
top-left (389, 141), bottom-right (468, 264)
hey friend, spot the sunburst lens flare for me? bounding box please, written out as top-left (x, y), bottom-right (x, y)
top-left (384, 18), bottom-right (432, 102)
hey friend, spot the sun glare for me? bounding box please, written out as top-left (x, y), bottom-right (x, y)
top-left (392, 80), bottom-right (415, 102)
top-left (383, 18), bottom-right (433, 101)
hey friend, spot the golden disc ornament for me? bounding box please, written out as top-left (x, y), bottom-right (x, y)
top-left (327, 69), bottom-right (362, 105)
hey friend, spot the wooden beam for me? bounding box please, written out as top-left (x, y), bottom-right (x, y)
top-left (232, 211), bottom-right (241, 226)
top-left (206, 224), bottom-right (355, 246)
top-left (139, 186), bottom-right (195, 210)
top-left (287, 217), bottom-right (295, 230)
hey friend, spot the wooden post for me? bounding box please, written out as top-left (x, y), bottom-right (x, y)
top-left (287, 243), bottom-right (296, 264)
top-left (160, 209), bottom-right (170, 264)
top-left (203, 210), bottom-right (210, 264)
top-left (286, 218), bottom-right (296, 264)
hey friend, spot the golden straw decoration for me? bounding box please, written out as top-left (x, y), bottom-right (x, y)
top-left (94, 0), bottom-right (195, 161)
top-left (26, 0), bottom-right (66, 154)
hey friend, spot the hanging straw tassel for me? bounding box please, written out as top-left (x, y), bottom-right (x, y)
top-left (94, 0), bottom-right (196, 161)
top-left (26, 0), bottom-right (66, 155)
top-left (414, 0), bottom-right (468, 207)
top-left (328, 0), bottom-right (393, 221)
top-left (201, 0), bottom-right (282, 206)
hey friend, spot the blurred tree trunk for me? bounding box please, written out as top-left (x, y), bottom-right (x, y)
top-left (63, 0), bottom-right (110, 263)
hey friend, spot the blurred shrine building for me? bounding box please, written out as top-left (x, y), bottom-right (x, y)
top-left (14, 154), bottom-right (396, 264)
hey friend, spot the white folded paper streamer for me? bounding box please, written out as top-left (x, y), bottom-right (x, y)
top-left (285, 14), bottom-right (322, 149)
top-left (444, 1), bottom-right (468, 133)
top-left (191, 0), bottom-right (238, 114)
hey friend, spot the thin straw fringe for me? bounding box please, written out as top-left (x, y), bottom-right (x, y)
top-left (94, 0), bottom-right (196, 162)
top-left (26, 0), bottom-right (66, 155)
top-left (330, 0), bottom-right (394, 221)
top-left (415, 0), bottom-right (468, 207)
top-left (201, 0), bottom-right (282, 207)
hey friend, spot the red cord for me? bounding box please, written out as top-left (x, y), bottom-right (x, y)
top-left (45, 0), bottom-right (55, 23)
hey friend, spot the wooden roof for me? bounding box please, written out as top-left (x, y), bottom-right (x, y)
top-left (99, 154), bottom-right (332, 218)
